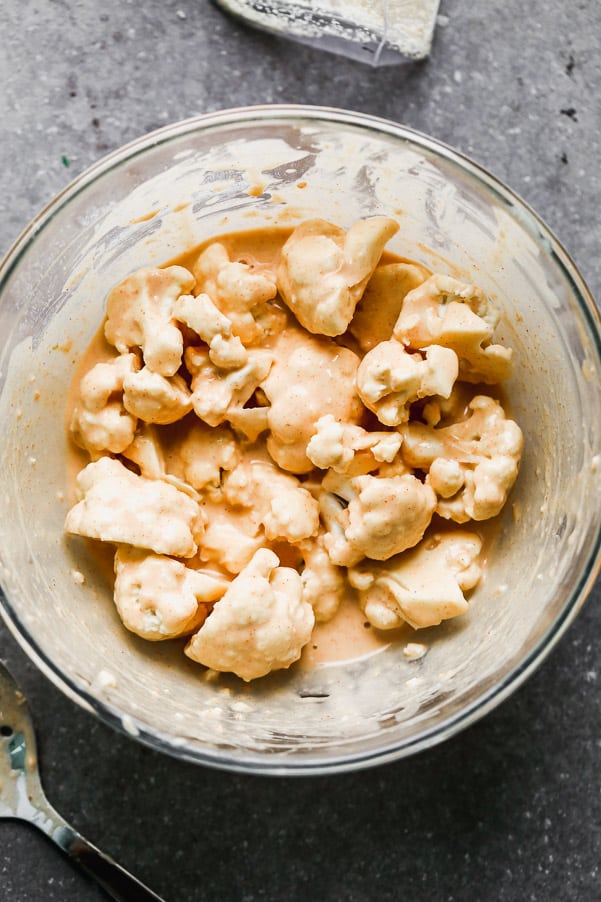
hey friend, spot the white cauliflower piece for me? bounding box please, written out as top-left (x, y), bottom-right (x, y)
top-left (119, 424), bottom-right (208, 503)
top-left (185, 548), bottom-right (314, 681)
top-left (121, 424), bottom-right (165, 478)
top-left (262, 327), bottom-right (363, 473)
top-left (192, 243), bottom-right (280, 345)
top-left (277, 216), bottom-right (399, 337)
top-left (319, 472), bottom-right (436, 567)
top-left (199, 498), bottom-right (265, 574)
top-left (163, 420), bottom-right (239, 492)
top-left (65, 457), bottom-right (204, 558)
top-left (350, 260), bottom-right (431, 351)
top-left (299, 533), bottom-right (346, 622)
top-left (373, 452), bottom-right (414, 480)
top-left (357, 341), bottom-right (458, 426)
top-left (393, 273), bottom-right (513, 383)
top-left (223, 458), bottom-right (320, 545)
top-left (348, 531), bottom-right (482, 630)
top-left (122, 367), bottom-right (192, 425)
top-left (428, 457), bottom-right (465, 498)
top-left (70, 353), bottom-right (139, 454)
top-left (420, 381), bottom-right (475, 428)
top-left (185, 345), bottom-right (272, 429)
top-left (306, 414), bottom-right (402, 475)
top-left (104, 266), bottom-right (194, 376)
top-left (402, 394), bottom-right (523, 522)
top-left (226, 406), bottom-right (271, 442)
top-left (173, 292), bottom-right (248, 369)
top-left (113, 547), bottom-right (229, 641)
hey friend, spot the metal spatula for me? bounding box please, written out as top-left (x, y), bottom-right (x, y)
top-left (0, 659), bottom-right (164, 901)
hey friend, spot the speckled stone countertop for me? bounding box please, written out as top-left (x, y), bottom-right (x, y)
top-left (1, 2), bottom-right (601, 900)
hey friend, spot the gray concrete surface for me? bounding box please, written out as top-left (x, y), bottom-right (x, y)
top-left (1, 1), bottom-right (601, 900)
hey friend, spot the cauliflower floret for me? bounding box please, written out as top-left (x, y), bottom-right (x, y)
top-left (401, 394), bottom-right (523, 522)
top-left (319, 472), bottom-right (436, 567)
top-left (428, 457), bottom-right (465, 498)
top-left (350, 260), bottom-right (431, 351)
top-left (70, 353), bottom-right (139, 454)
top-left (122, 418), bottom-right (230, 502)
top-left (299, 533), bottom-right (346, 622)
top-left (65, 457), bottom-right (204, 557)
top-left (393, 274), bottom-right (512, 383)
top-left (185, 345), bottom-right (273, 429)
top-left (192, 243), bottom-right (280, 345)
top-left (113, 547), bottom-right (229, 641)
top-left (173, 292), bottom-right (248, 369)
top-left (373, 452), bottom-right (414, 480)
top-left (261, 327), bottom-right (363, 473)
top-left (226, 406), bottom-right (271, 442)
top-left (121, 424), bottom-right (165, 478)
top-left (277, 216), bottom-right (399, 337)
top-left (162, 420), bottom-right (239, 492)
top-left (104, 266), bottom-right (194, 376)
top-left (421, 381), bottom-right (475, 428)
top-left (185, 548), bottom-right (314, 681)
top-left (348, 531), bottom-right (482, 630)
top-left (199, 498), bottom-right (265, 574)
top-left (122, 367), bottom-right (192, 425)
top-left (357, 341), bottom-right (458, 426)
top-left (306, 414), bottom-right (402, 475)
top-left (223, 458), bottom-right (320, 545)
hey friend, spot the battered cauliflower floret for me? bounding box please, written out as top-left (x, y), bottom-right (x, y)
top-left (226, 406), bottom-right (271, 442)
top-left (192, 243), bottom-right (280, 345)
top-left (319, 472), bottom-right (436, 567)
top-left (121, 424), bottom-right (165, 478)
top-left (223, 458), bottom-right (320, 545)
top-left (402, 394), bottom-right (523, 522)
top-left (420, 381), bottom-right (474, 428)
top-left (173, 292), bottom-right (248, 369)
top-left (277, 216), bottom-right (399, 337)
top-left (185, 548), bottom-right (314, 681)
top-left (185, 345), bottom-right (273, 429)
top-left (373, 451), bottom-right (413, 480)
top-left (113, 547), bottom-right (229, 641)
top-left (163, 420), bottom-right (239, 492)
top-left (261, 327), bottom-right (363, 473)
top-left (199, 498), bottom-right (265, 574)
top-left (350, 260), bottom-right (431, 351)
top-left (299, 533), bottom-right (346, 622)
top-left (306, 414), bottom-right (402, 476)
top-left (70, 353), bottom-right (139, 454)
top-left (120, 423), bottom-right (221, 504)
top-left (122, 367), bottom-right (192, 425)
top-left (349, 531), bottom-right (482, 630)
top-left (357, 341), bottom-right (458, 426)
top-left (65, 457), bottom-right (204, 557)
top-left (393, 273), bottom-right (513, 384)
top-left (104, 266), bottom-right (194, 377)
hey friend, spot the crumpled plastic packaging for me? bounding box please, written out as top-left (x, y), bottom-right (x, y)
top-left (213, 0), bottom-right (442, 66)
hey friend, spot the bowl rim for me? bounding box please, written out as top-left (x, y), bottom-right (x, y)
top-left (1, 103), bottom-right (600, 776)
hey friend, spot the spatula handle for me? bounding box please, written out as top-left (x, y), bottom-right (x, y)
top-left (53, 823), bottom-right (165, 902)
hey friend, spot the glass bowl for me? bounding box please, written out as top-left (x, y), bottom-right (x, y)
top-left (0, 106), bottom-right (600, 775)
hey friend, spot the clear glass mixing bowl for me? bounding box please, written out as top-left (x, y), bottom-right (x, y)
top-left (0, 106), bottom-right (600, 775)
